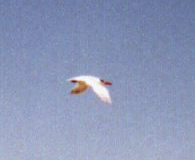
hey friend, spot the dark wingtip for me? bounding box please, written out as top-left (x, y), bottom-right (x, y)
top-left (70, 80), bottom-right (77, 83)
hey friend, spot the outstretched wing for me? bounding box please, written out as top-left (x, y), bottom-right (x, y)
top-left (91, 84), bottom-right (112, 103)
top-left (71, 81), bottom-right (88, 94)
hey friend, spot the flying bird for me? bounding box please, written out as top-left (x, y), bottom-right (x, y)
top-left (67, 75), bottom-right (112, 103)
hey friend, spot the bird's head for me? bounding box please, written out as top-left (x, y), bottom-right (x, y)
top-left (100, 79), bottom-right (112, 85)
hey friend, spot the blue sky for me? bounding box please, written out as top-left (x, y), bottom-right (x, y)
top-left (0, 0), bottom-right (194, 160)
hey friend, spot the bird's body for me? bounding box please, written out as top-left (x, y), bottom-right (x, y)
top-left (67, 75), bottom-right (112, 103)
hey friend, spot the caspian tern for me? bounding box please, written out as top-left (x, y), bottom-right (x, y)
top-left (67, 75), bottom-right (112, 103)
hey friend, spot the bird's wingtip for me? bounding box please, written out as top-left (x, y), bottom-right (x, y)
top-left (67, 78), bottom-right (71, 82)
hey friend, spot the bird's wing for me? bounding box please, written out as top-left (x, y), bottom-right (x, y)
top-left (91, 84), bottom-right (112, 103)
top-left (71, 81), bottom-right (88, 94)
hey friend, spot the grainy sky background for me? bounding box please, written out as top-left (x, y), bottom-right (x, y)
top-left (0, 0), bottom-right (194, 160)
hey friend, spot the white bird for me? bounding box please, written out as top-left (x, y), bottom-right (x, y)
top-left (67, 75), bottom-right (112, 103)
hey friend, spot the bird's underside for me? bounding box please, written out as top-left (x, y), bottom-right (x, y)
top-left (71, 81), bottom-right (88, 94)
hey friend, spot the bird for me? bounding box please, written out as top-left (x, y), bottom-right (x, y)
top-left (67, 75), bottom-right (112, 103)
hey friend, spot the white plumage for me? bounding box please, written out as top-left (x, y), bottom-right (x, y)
top-left (67, 75), bottom-right (112, 103)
